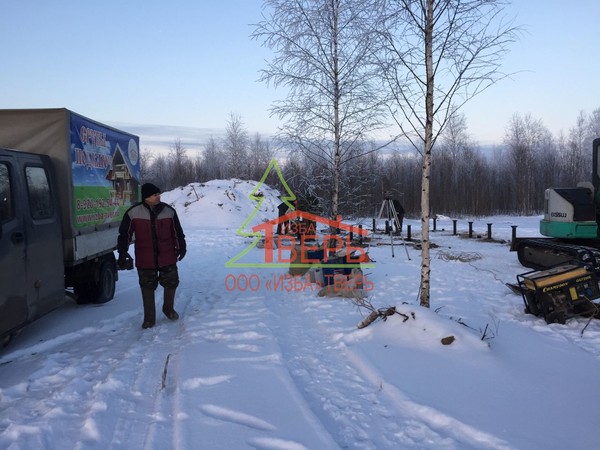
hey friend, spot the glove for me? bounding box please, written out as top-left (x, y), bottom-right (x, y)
top-left (118, 252), bottom-right (134, 270)
top-left (177, 248), bottom-right (187, 261)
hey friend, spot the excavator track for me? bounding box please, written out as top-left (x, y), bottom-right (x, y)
top-left (517, 238), bottom-right (600, 271)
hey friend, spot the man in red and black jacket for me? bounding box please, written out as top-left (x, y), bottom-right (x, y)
top-left (117, 183), bottom-right (186, 329)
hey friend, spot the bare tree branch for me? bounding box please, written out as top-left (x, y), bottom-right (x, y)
top-left (253, 0), bottom-right (398, 216)
top-left (377, 0), bottom-right (521, 307)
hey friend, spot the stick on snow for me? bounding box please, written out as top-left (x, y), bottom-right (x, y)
top-left (161, 354), bottom-right (172, 390)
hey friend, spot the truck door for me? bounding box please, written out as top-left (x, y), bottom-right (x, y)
top-left (21, 156), bottom-right (64, 319)
top-left (0, 157), bottom-right (27, 336)
top-left (0, 151), bottom-right (64, 338)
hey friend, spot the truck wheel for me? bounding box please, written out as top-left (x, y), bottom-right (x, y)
top-left (93, 260), bottom-right (116, 304)
top-left (73, 283), bottom-right (93, 304)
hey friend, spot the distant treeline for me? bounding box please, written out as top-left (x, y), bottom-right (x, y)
top-left (142, 109), bottom-right (600, 219)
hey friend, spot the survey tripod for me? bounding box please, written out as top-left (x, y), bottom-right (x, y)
top-left (377, 194), bottom-right (411, 260)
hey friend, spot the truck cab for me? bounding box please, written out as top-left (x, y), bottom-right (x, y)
top-left (0, 148), bottom-right (64, 340)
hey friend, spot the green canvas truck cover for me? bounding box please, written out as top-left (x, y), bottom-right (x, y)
top-left (0, 108), bottom-right (140, 263)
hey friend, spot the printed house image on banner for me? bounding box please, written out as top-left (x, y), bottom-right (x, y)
top-left (106, 143), bottom-right (139, 205)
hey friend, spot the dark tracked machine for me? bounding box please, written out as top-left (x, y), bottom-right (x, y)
top-left (512, 138), bottom-right (600, 324)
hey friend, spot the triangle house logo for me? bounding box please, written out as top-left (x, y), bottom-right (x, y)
top-left (225, 159), bottom-right (373, 270)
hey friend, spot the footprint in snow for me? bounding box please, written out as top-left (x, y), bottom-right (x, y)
top-left (248, 436), bottom-right (308, 450)
top-left (182, 375), bottom-right (233, 389)
top-left (200, 404), bottom-right (276, 431)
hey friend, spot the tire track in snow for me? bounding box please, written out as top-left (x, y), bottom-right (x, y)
top-left (262, 293), bottom-right (455, 449)
top-left (0, 282), bottom-right (214, 449)
top-left (135, 285), bottom-right (234, 450)
top-left (344, 348), bottom-right (513, 450)
top-left (73, 303), bottom-right (191, 449)
top-left (0, 320), bottom-right (156, 449)
top-left (173, 288), bottom-right (337, 449)
top-left (118, 287), bottom-right (217, 450)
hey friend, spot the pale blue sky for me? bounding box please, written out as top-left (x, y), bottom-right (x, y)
top-left (462, 0), bottom-right (600, 145)
top-left (1, 0), bottom-right (598, 152)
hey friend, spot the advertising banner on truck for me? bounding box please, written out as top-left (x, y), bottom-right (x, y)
top-left (70, 113), bottom-right (140, 230)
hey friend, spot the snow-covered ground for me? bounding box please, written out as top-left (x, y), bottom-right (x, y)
top-left (2, 179), bottom-right (600, 450)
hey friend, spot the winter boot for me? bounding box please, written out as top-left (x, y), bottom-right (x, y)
top-left (141, 288), bottom-right (156, 329)
top-left (162, 288), bottom-right (179, 321)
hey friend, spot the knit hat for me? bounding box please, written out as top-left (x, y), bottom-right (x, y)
top-left (141, 183), bottom-right (161, 200)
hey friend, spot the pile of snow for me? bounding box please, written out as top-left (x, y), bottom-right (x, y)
top-left (161, 179), bottom-right (283, 231)
top-left (1, 180), bottom-right (600, 449)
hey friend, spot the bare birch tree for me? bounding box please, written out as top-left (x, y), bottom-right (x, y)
top-left (248, 133), bottom-right (274, 181)
top-left (148, 154), bottom-right (170, 190)
top-left (588, 107), bottom-right (600, 142)
top-left (222, 112), bottom-right (249, 179)
top-left (433, 113), bottom-right (472, 214)
top-left (556, 113), bottom-right (587, 186)
top-left (169, 138), bottom-right (194, 188)
top-left (139, 148), bottom-right (154, 183)
top-left (504, 113), bottom-right (552, 214)
top-left (253, 0), bottom-right (394, 217)
top-left (203, 136), bottom-right (223, 182)
top-left (378, 0), bottom-right (519, 307)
